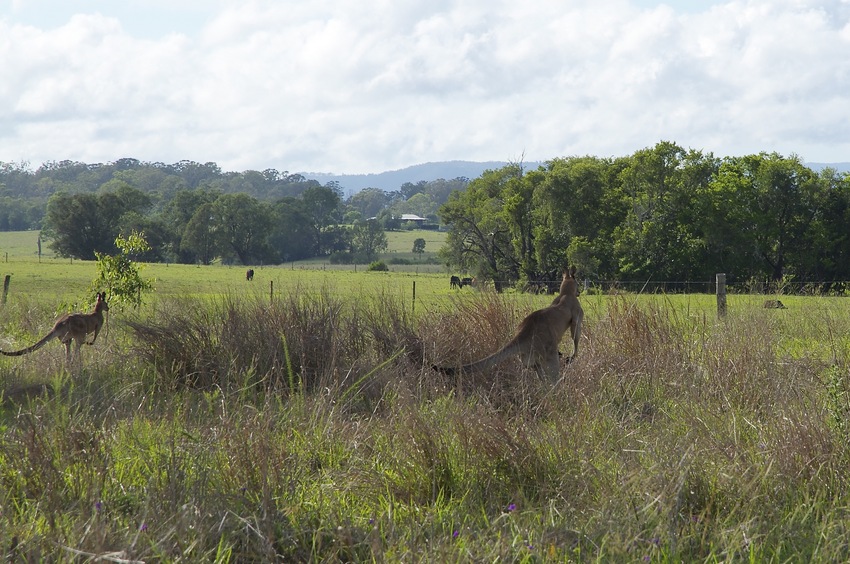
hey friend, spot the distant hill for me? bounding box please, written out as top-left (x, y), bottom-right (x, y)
top-left (301, 160), bottom-right (848, 194)
top-left (300, 161), bottom-right (542, 194)
top-left (806, 162), bottom-right (850, 173)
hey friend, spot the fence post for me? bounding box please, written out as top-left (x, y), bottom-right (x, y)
top-left (270, 280), bottom-right (274, 302)
top-left (2, 274), bottom-right (10, 305)
top-left (412, 281), bottom-right (416, 313)
top-left (716, 273), bottom-right (727, 318)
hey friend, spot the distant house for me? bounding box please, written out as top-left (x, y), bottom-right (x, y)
top-left (399, 214), bottom-right (427, 223)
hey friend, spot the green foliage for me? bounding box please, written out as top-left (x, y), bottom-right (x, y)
top-left (412, 237), bottom-right (426, 255)
top-left (350, 220), bottom-right (388, 262)
top-left (440, 143), bottom-right (850, 289)
top-left (368, 260), bottom-right (389, 271)
top-left (90, 231), bottom-right (154, 308)
top-left (5, 151), bottom-right (850, 288)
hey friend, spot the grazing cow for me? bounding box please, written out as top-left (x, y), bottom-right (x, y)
top-left (450, 275), bottom-right (462, 289)
top-left (246, 269), bottom-right (255, 281)
top-left (461, 277), bottom-right (473, 288)
top-left (763, 299), bottom-right (786, 309)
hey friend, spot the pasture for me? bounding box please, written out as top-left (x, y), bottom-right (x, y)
top-left (1, 230), bottom-right (850, 561)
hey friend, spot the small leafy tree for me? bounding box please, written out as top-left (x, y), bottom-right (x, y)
top-left (91, 231), bottom-right (154, 309)
top-left (412, 237), bottom-right (426, 257)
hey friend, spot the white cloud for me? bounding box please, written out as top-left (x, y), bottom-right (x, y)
top-left (0, 0), bottom-right (849, 173)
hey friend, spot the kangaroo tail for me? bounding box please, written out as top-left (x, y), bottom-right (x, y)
top-left (0, 330), bottom-right (57, 356)
top-left (432, 341), bottom-right (522, 376)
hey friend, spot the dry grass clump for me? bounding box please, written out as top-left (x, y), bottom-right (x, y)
top-left (124, 286), bottom-right (423, 399)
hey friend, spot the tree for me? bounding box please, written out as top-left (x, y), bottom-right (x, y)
top-left (161, 188), bottom-right (220, 262)
top-left (212, 193), bottom-right (273, 265)
top-left (412, 237), bottom-right (426, 257)
top-left (397, 192), bottom-right (438, 218)
top-left (181, 203), bottom-right (219, 265)
top-left (611, 142), bottom-right (718, 282)
top-left (90, 231), bottom-right (154, 309)
top-left (43, 193), bottom-right (117, 259)
top-left (706, 153), bottom-right (821, 283)
top-left (347, 187), bottom-right (389, 219)
top-left (536, 155), bottom-right (625, 279)
top-left (268, 197), bottom-right (316, 262)
top-left (439, 164), bottom-right (525, 289)
top-left (302, 185), bottom-right (343, 256)
top-left (42, 185), bottom-right (153, 260)
top-left (350, 220), bottom-right (388, 262)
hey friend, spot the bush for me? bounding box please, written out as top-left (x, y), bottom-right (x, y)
top-left (368, 260), bottom-right (389, 271)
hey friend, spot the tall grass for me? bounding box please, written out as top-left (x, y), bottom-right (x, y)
top-left (1, 289), bottom-right (849, 561)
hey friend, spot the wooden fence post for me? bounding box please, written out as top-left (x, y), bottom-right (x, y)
top-left (2, 274), bottom-right (10, 305)
top-left (412, 281), bottom-right (416, 313)
top-left (270, 280), bottom-right (274, 302)
top-left (716, 273), bottom-right (727, 318)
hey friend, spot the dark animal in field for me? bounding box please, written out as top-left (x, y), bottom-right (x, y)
top-left (763, 299), bottom-right (786, 309)
top-left (461, 277), bottom-right (474, 288)
top-left (246, 269), bottom-right (254, 281)
top-left (450, 275), bottom-right (461, 289)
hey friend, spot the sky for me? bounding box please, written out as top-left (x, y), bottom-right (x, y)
top-left (1, 0), bottom-right (849, 175)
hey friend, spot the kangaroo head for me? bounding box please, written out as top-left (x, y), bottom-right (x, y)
top-left (96, 292), bottom-right (110, 312)
top-left (559, 266), bottom-right (579, 296)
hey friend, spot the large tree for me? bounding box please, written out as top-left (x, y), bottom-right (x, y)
top-left (350, 220), bottom-right (388, 262)
top-left (302, 185), bottom-right (343, 256)
top-left (439, 164), bottom-right (525, 289)
top-left (212, 193), bottom-right (273, 265)
top-left (181, 203), bottom-right (219, 265)
top-left (42, 185), bottom-right (151, 259)
top-left (268, 197), bottom-right (316, 262)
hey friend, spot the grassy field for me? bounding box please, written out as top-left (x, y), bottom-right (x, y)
top-left (0, 229), bottom-right (455, 304)
top-left (1, 230), bottom-right (850, 561)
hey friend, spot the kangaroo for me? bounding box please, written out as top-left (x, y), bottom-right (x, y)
top-left (0, 292), bottom-right (109, 363)
top-left (433, 267), bottom-right (583, 382)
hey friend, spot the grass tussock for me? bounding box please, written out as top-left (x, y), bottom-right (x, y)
top-left (1, 288), bottom-right (850, 561)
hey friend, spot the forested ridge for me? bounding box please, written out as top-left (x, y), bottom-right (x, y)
top-left (2, 141), bottom-right (849, 289)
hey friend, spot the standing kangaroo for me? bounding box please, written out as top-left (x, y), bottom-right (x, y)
top-left (433, 267), bottom-right (583, 382)
top-left (0, 292), bottom-right (109, 363)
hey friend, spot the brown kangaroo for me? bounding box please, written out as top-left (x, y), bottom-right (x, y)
top-left (0, 292), bottom-right (109, 363)
top-left (433, 267), bottom-right (583, 382)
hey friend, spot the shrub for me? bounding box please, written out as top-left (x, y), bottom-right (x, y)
top-left (368, 260), bottom-right (389, 271)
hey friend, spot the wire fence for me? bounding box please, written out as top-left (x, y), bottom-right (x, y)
top-left (488, 278), bottom-right (850, 296)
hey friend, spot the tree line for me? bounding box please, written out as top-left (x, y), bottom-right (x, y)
top-left (439, 141), bottom-right (850, 291)
top-left (3, 144), bottom-right (849, 290)
top-left (0, 158), bottom-right (467, 264)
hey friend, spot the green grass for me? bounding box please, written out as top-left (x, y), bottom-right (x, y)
top-left (2, 229), bottom-right (850, 561)
top-left (384, 228), bottom-right (447, 253)
top-left (0, 229), bottom-right (453, 299)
